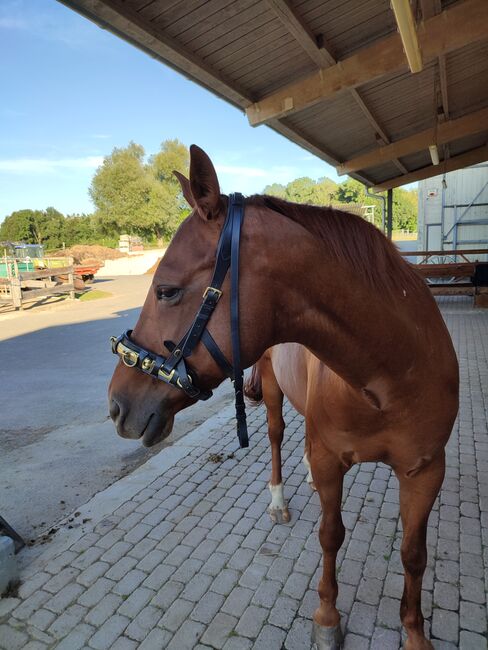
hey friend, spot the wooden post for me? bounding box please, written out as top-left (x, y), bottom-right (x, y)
top-left (11, 259), bottom-right (22, 310)
top-left (387, 189), bottom-right (393, 240)
top-left (68, 257), bottom-right (75, 300)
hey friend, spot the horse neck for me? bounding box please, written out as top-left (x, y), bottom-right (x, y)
top-left (255, 210), bottom-right (420, 390)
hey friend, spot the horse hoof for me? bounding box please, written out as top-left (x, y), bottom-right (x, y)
top-left (311, 621), bottom-right (343, 650)
top-left (268, 506), bottom-right (291, 524)
top-left (308, 480), bottom-right (317, 491)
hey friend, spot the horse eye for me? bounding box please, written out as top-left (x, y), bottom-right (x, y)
top-left (157, 287), bottom-right (181, 301)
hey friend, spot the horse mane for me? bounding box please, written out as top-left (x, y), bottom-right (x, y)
top-left (248, 194), bottom-right (422, 296)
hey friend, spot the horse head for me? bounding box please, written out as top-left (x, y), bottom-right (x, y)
top-left (108, 145), bottom-right (279, 446)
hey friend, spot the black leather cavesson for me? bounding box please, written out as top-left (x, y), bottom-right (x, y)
top-left (111, 193), bottom-right (249, 448)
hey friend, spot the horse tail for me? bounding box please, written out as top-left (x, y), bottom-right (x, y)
top-left (244, 361), bottom-right (263, 405)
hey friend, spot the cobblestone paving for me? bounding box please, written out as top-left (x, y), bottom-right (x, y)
top-left (0, 297), bottom-right (487, 649)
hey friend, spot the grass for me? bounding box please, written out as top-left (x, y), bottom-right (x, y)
top-left (77, 289), bottom-right (112, 302)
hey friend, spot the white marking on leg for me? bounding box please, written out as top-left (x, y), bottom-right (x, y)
top-left (303, 452), bottom-right (313, 485)
top-left (268, 482), bottom-right (290, 523)
top-left (269, 482), bottom-right (285, 510)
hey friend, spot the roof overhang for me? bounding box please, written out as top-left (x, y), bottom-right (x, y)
top-left (59, 0), bottom-right (488, 190)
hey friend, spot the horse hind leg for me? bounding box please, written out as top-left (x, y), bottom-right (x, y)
top-left (309, 446), bottom-right (346, 649)
top-left (395, 451), bottom-right (446, 650)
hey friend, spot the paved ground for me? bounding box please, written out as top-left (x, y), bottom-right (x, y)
top-left (0, 296), bottom-right (487, 650)
top-left (0, 276), bottom-right (233, 540)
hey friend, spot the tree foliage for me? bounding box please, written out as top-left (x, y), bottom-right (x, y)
top-left (264, 175), bottom-right (417, 232)
top-left (1, 141), bottom-right (418, 253)
top-left (264, 176), bottom-right (337, 206)
top-left (0, 208), bottom-right (104, 250)
top-left (89, 139), bottom-right (189, 240)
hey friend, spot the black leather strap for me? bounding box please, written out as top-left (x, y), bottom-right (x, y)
top-left (229, 194), bottom-right (248, 447)
top-left (201, 330), bottom-right (234, 379)
top-left (111, 193), bottom-right (249, 447)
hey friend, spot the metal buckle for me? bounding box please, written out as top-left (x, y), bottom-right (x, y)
top-left (203, 286), bottom-right (222, 300)
top-left (141, 357), bottom-right (155, 373)
top-left (176, 375), bottom-right (192, 389)
top-left (158, 367), bottom-right (175, 382)
top-left (122, 350), bottom-right (138, 367)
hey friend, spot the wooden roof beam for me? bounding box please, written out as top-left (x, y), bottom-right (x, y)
top-left (438, 55), bottom-right (450, 120)
top-left (266, 0), bottom-right (408, 174)
top-left (419, 0), bottom-right (441, 20)
top-left (391, 0), bottom-right (423, 73)
top-left (372, 144), bottom-right (488, 192)
top-left (420, 0), bottom-right (449, 121)
top-left (265, 0), bottom-right (334, 68)
top-left (337, 106), bottom-right (488, 174)
top-left (246, 0), bottom-right (488, 126)
top-left (59, 0), bottom-right (253, 109)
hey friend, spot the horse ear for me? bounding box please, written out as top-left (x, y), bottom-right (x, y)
top-left (173, 171), bottom-right (195, 208)
top-left (189, 145), bottom-right (222, 220)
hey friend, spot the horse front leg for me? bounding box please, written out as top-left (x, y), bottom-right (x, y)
top-left (310, 447), bottom-right (346, 650)
top-left (395, 451), bottom-right (446, 650)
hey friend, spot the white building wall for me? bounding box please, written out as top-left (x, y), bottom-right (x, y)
top-left (417, 165), bottom-right (488, 257)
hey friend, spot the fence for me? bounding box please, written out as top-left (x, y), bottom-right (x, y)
top-left (0, 257), bottom-right (75, 310)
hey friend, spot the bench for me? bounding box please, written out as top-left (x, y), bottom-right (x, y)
top-left (400, 250), bottom-right (488, 307)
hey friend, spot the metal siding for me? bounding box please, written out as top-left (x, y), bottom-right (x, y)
top-left (418, 166), bottom-right (488, 253)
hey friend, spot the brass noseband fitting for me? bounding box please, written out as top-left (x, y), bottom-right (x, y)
top-left (122, 350), bottom-right (138, 367)
top-left (141, 357), bottom-right (155, 372)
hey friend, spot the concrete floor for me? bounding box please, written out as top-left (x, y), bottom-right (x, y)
top-left (0, 276), bottom-right (233, 541)
top-left (0, 296), bottom-right (486, 649)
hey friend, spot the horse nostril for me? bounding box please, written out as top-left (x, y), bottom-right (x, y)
top-left (109, 398), bottom-right (121, 421)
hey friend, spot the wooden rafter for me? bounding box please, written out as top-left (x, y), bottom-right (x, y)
top-left (58, 0), bottom-right (252, 108)
top-left (391, 0), bottom-right (423, 73)
top-left (372, 144), bottom-right (488, 192)
top-left (337, 107), bottom-right (488, 174)
top-left (246, 0), bottom-right (488, 126)
top-left (265, 0), bottom-right (407, 174)
top-left (419, 0), bottom-right (441, 20)
top-left (269, 119), bottom-right (374, 186)
top-left (438, 55), bottom-right (450, 120)
top-left (420, 0), bottom-right (449, 121)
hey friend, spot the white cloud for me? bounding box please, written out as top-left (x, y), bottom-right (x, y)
top-left (215, 162), bottom-right (308, 194)
top-left (0, 156), bottom-right (104, 173)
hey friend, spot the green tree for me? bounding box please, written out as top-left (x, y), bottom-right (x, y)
top-left (333, 179), bottom-right (418, 232)
top-left (263, 182), bottom-right (287, 198)
top-left (264, 177), bottom-right (337, 206)
top-left (33, 207), bottom-right (65, 248)
top-left (63, 214), bottom-right (99, 246)
top-left (334, 178), bottom-right (367, 204)
top-left (0, 209), bottom-right (38, 243)
top-left (90, 139), bottom-right (190, 242)
top-left (285, 177), bottom-right (318, 204)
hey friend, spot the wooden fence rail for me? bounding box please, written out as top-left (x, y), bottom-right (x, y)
top-left (0, 258), bottom-right (75, 310)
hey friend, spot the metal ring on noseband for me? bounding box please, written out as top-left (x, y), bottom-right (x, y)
top-left (110, 193), bottom-right (249, 448)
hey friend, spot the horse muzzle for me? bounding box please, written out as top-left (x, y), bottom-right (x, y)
top-left (109, 395), bottom-right (174, 447)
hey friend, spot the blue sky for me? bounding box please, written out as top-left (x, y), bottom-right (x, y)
top-left (0, 0), bottom-right (345, 222)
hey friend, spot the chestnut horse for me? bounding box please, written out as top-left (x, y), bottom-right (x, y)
top-left (109, 145), bottom-right (458, 650)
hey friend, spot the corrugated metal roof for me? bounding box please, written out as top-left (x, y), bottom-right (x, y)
top-left (59, 0), bottom-right (488, 189)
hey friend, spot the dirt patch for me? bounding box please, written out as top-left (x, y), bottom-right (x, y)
top-left (51, 245), bottom-right (127, 264)
top-left (145, 258), bottom-right (162, 274)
